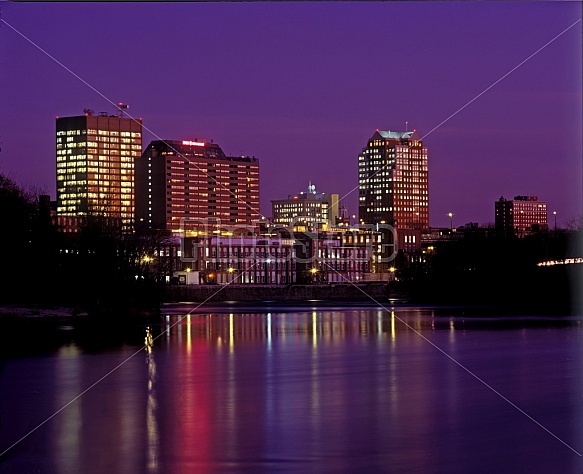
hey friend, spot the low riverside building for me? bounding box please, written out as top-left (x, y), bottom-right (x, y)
top-left (173, 227), bottom-right (392, 285)
top-left (181, 235), bottom-right (296, 284)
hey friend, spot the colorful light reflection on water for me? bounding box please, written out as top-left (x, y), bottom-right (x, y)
top-left (1, 306), bottom-right (582, 473)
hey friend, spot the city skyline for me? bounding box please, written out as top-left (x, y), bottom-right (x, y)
top-left (0, 2), bottom-right (581, 227)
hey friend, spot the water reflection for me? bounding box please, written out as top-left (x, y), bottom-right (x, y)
top-left (0, 307), bottom-right (581, 473)
top-left (160, 308), bottom-right (439, 350)
top-left (54, 345), bottom-right (81, 474)
top-left (145, 327), bottom-right (159, 473)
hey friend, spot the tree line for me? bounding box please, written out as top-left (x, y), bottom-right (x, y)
top-left (0, 173), bottom-right (168, 316)
top-left (397, 221), bottom-right (583, 313)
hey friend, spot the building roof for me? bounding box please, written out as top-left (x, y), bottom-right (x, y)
top-left (271, 183), bottom-right (337, 204)
top-left (371, 130), bottom-right (420, 141)
top-left (143, 140), bottom-right (258, 163)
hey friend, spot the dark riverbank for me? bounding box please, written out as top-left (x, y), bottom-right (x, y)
top-left (0, 305), bottom-right (154, 356)
top-left (164, 282), bottom-right (409, 303)
top-left (163, 265), bottom-right (581, 315)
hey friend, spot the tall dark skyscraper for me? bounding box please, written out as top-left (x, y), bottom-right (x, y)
top-left (135, 139), bottom-right (260, 233)
top-left (358, 130), bottom-right (429, 230)
top-left (56, 113), bottom-right (142, 231)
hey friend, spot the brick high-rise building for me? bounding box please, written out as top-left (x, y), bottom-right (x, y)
top-left (136, 139), bottom-right (260, 233)
top-left (358, 129), bottom-right (428, 252)
top-left (56, 112), bottom-right (142, 231)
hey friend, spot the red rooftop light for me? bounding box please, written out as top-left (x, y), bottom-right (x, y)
top-left (182, 140), bottom-right (205, 147)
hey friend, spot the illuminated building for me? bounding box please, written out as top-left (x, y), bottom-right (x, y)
top-left (271, 183), bottom-right (339, 230)
top-left (135, 140), bottom-right (260, 233)
top-left (358, 129), bottom-right (429, 252)
top-left (181, 235), bottom-right (296, 284)
top-left (179, 231), bottom-right (371, 285)
top-left (495, 195), bottom-right (548, 236)
top-left (56, 113), bottom-right (142, 231)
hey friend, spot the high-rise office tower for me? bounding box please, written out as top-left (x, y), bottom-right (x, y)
top-left (358, 130), bottom-right (429, 230)
top-left (135, 139), bottom-right (260, 233)
top-left (56, 112), bottom-right (142, 231)
top-left (358, 129), bottom-right (428, 254)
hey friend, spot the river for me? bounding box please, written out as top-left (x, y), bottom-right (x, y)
top-left (1, 303), bottom-right (582, 473)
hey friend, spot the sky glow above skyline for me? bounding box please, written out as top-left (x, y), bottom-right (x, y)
top-left (0, 2), bottom-right (581, 227)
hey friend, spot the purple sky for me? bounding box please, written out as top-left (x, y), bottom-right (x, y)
top-left (0, 2), bottom-right (581, 228)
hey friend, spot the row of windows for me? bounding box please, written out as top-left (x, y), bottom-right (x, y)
top-left (364, 204), bottom-right (428, 212)
top-left (87, 149), bottom-right (140, 156)
top-left (88, 136), bottom-right (140, 144)
top-left (92, 130), bottom-right (141, 138)
top-left (57, 172), bottom-right (87, 179)
top-left (274, 202), bottom-right (327, 209)
top-left (56, 160), bottom-right (86, 168)
top-left (166, 168), bottom-right (258, 178)
top-left (57, 129), bottom-right (140, 137)
top-left (58, 149), bottom-right (139, 157)
top-left (57, 130), bottom-right (82, 137)
top-left (56, 150), bottom-right (135, 162)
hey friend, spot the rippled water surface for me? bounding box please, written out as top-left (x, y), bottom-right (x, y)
top-left (1, 304), bottom-right (582, 473)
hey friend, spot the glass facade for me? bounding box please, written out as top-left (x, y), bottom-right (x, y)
top-left (56, 114), bottom-right (142, 231)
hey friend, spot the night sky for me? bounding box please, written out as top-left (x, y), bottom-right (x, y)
top-left (0, 2), bottom-right (581, 228)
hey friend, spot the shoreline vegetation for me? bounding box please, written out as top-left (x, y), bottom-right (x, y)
top-left (1, 264), bottom-right (580, 320)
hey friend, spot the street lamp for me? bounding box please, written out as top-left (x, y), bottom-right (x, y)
top-left (553, 211), bottom-right (557, 233)
top-left (142, 256), bottom-right (152, 279)
top-left (310, 267), bottom-right (318, 283)
top-left (448, 212), bottom-right (454, 230)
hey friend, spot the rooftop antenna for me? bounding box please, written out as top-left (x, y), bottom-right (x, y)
top-left (405, 120), bottom-right (408, 132)
top-left (117, 102), bottom-right (129, 117)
